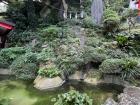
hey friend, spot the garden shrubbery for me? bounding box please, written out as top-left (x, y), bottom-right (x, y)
top-left (52, 90), bottom-right (93, 105)
top-left (38, 66), bottom-right (60, 78)
top-left (82, 16), bottom-right (94, 28)
top-left (8, 30), bottom-right (41, 47)
top-left (10, 52), bottom-right (38, 80)
top-left (83, 46), bottom-right (107, 64)
top-left (103, 8), bottom-right (120, 34)
top-left (99, 58), bottom-right (140, 80)
top-left (0, 47), bottom-right (26, 68)
top-left (40, 26), bottom-right (61, 42)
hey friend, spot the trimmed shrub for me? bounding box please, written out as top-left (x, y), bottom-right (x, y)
top-left (0, 47), bottom-right (26, 67)
top-left (56, 43), bottom-right (84, 76)
top-left (103, 8), bottom-right (120, 34)
top-left (8, 30), bottom-right (41, 47)
top-left (106, 49), bottom-right (128, 59)
top-left (0, 57), bottom-right (9, 68)
top-left (82, 17), bottom-right (94, 28)
top-left (85, 37), bottom-right (103, 47)
top-left (37, 47), bottom-right (55, 63)
top-left (40, 26), bottom-right (60, 42)
top-left (99, 59), bottom-right (124, 73)
top-left (83, 46), bottom-right (107, 64)
top-left (99, 58), bottom-right (140, 80)
top-left (10, 52), bottom-right (38, 80)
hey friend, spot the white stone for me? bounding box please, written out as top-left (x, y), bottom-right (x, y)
top-left (0, 2), bottom-right (8, 13)
top-left (34, 76), bottom-right (65, 90)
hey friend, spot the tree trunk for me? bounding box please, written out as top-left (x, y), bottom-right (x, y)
top-left (40, 0), bottom-right (50, 18)
top-left (91, 0), bottom-right (104, 25)
top-left (26, 0), bottom-right (37, 28)
top-left (62, 0), bottom-right (68, 19)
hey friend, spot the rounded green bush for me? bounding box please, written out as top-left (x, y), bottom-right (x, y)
top-left (52, 90), bottom-right (93, 105)
top-left (99, 58), bottom-right (140, 80)
top-left (10, 52), bottom-right (38, 80)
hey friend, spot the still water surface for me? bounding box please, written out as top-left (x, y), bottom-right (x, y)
top-left (0, 77), bottom-right (123, 105)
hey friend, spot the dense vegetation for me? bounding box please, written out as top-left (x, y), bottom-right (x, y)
top-left (0, 0), bottom-right (140, 105)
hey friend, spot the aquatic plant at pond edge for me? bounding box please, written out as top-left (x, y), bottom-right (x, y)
top-left (52, 90), bottom-right (93, 105)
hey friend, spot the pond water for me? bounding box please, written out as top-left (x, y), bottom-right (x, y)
top-left (0, 77), bottom-right (123, 105)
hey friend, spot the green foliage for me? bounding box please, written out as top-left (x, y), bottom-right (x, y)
top-left (83, 0), bottom-right (92, 15)
top-left (106, 49), bottom-right (128, 59)
top-left (41, 26), bottom-right (60, 42)
top-left (0, 47), bottom-right (26, 67)
top-left (99, 58), bottom-right (140, 80)
top-left (121, 58), bottom-right (139, 80)
top-left (115, 35), bottom-right (128, 47)
top-left (52, 90), bottom-right (93, 105)
top-left (37, 47), bottom-right (55, 63)
top-left (7, 2), bottom-right (27, 30)
top-left (103, 8), bottom-right (120, 34)
top-left (85, 37), bottom-right (103, 47)
top-left (38, 66), bottom-right (60, 78)
top-left (104, 0), bottom-right (125, 12)
top-left (58, 19), bottom-right (81, 26)
top-left (8, 30), bottom-right (41, 47)
top-left (82, 17), bottom-right (94, 28)
top-left (85, 29), bottom-right (97, 37)
top-left (10, 52), bottom-right (38, 80)
top-left (0, 57), bottom-right (9, 68)
top-left (83, 46), bottom-right (107, 64)
top-left (0, 98), bottom-right (11, 105)
top-left (56, 43), bottom-right (84, 76)
top-left (104, 9), bottom-right (120, 22)
top-left (99, 59), bottom-right (124, 73)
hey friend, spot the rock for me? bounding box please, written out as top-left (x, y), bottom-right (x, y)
top-left (102, 75), bottom-right (131, 87)
top-left (84, 77), bottom-right (101, 85)
top-left (104, 86), bottom-right (140, 105)
top-left (69, 71), bottom-right (85, 80)
top-left (103, 98), bottom-right (118, 105)
top-left (34, 76), bottom-right (65, 90)
top-left (0, 1), bottom-right (8, 13)
top-left (118, 86), bottom-right (140, 105)
top-left (0, 69), bottom-right (11, 75)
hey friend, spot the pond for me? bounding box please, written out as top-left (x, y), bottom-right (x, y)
top-left (0, 76), bottom-right (124, 105)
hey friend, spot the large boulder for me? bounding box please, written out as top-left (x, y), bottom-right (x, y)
top-left (68, 71), bottom-right (85, 80)
top-left (34, 76), bottom-right (65, 90)
top-left (118, 86), bottom-right (140, 105)
top-left (104, 86), bottom-right (140, 105)
top-left (0, 69), bottom-right (11, 75)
